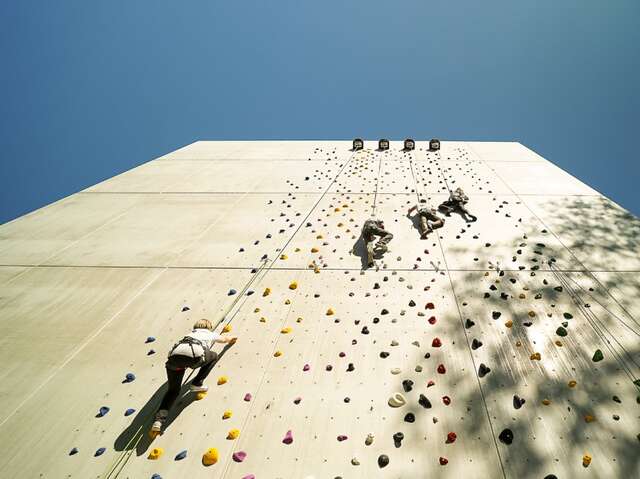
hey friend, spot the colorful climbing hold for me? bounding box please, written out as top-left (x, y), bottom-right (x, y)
top-left (227, 429), bottom-right (240, 440)
top-left (148, 448), bottom-right (164, 460)
top-left (283, 430), bottom-right (294, 444)
top-left (289, 281), bottom-right (298, 290)
top-left (232, 451), bottom-right (247, 462)
top-left (217, 376), bottom-right (228, 385)
top-left (202, 448), bottom-right (219, 466)
top-left (175, 450), bottom-right (187, 461)
top-left (592, 349), bottom-right (604, 362)
top-left (378, 454), bottom-right (389, 468)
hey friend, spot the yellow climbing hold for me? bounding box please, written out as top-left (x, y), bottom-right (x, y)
top-left (289, 281), bottom-right (298, 290)
top-left (284, 299), bottom-right (291, 305)
top-left (259, 317), bottom-right (266, 323)
top-left (326, 308), bottom-right (335, 316)
top-left (505, 320), bottom-right (513, 328)
top-left (311, 247), bottom-right (319, 253)
top-left (196, 391), bottom-right (208, 400)
top-left (542, 399), bottom-right (551, 405)
top-left (227, 429), bottom-right (240, 440)
top-left (584, 414), bottom-right (595, 423)
top-left (294, 247), bottom-right (301, 252)
top-left (530, 352), bottom-right (541, 361)
top-left (217, 376), bottom-right (228, 385)
top-left (314, 266), bottom-right (320, 274)
top-left (515, 340), bottom-right (522, 347)
top-left (274, 350), bottom-right (283, 357)
top-left (222, 410), bottom-right (232, 419)
top-left (254, 307), bottom-right (260, 313)
top-left (519, 293), bottom-right (526, 299)
top-left (528, 310), bottom-right (536, 317)
top-left (202, 448), bottom-right (219, 466)
top-left (555, 340), bottom-right (563, 347)
top-left (568, 380), bottom-right (577, 388)
top-left (222, 324), bottom-right (231, 333)
top-left (316, 234), bottom-right (324, 239)
top-left (148, 448), bottom-right (164, 460)
top-left (263, 287), bottom-right (271, 297)
top-left (281, 327), bottom-right (292, 334)
top-left (280, 254), bottom-right (288, 260)
top-left (582, 454), bottom-right (592, 467)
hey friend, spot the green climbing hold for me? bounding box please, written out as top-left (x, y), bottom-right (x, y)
top-left (556, 327), bottom-right (567, 337)
top-left (592, 349), bottom-right (604, 362)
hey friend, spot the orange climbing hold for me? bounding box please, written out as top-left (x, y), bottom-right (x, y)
top-left (505, 320), bottom-right (513, 328)
top-left (148, 448), bottom-right (164, 460)
top-left (311, 247), bottom-right (319, 253)
top-left (530, 352), bottom-right (541, 361)
top-left (584, 414), bottom-right (595, 423)
top-left (582, 454), bottom-right (592, 467)
top-left (568, 380), bottom-right (577, 388)
top-left (202, 448), bottom-right (219, 466)
top-left (326, 308), bottom-right (335, 316)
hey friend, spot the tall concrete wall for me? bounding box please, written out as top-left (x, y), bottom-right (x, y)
top-left (0, 140), bottom-right (639, 478)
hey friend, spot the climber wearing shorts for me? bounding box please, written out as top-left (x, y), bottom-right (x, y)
top-left (407, 204), bottom-right (445, 238)
top-left (362, 216), bottom-right (393, 267)
top-left (152, 319), bottom-right (237, 433)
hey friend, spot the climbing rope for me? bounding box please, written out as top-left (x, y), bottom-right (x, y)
top-left (372, 153), bottom-right (383, 216)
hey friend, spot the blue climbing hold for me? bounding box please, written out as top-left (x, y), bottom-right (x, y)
top-left (175, 450), bottom-right (187, 461)
top-left (124, 408), bottom-right (136, 416)
top-left (96, 406), bottom-right (110, 417)
top-left (228, 289), bottom-right (237, 296)
top-left (123, 373), bottom-right (136, 383)
top-left (145, 336), bottom-right (156, 343)
top-left (151, 474), bottom-right (162, 479)
top-left (69, 447), bottom-right (79, 456)
top-left (94, 447), bottom-right (106, 457)
top-left (147, 349), bottom-right (156, 356)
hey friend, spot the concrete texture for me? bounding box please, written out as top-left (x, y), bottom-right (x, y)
top-left (0, 140), bottom-right (639, 479)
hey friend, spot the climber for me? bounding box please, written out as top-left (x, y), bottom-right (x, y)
top-left (407, 203), bottom-right (445, 238)
top-left (438, 187), bottom-right (477, 222)
top-left (151, 319), bottom-right (237, 433)
top-left (362, 216), bottom-right (393, 267)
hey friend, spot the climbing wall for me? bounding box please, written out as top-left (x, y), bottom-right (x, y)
top-left (0, 140), bottom-right (639, 479)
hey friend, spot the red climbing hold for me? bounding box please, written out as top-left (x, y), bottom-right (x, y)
top-left (427, 380), bottom-right (435, 387)
top-left (428, 316), bottom-right (437, 325)
top-left (437, 364), bottom-right (446, 374)
top-left (425, 302), bottom-right (435, 310)
top-left (439, 457), bottom-right (449, 465)
top-left (446, 432), bottom-right (457, 443)
top-left (432, 338), bottom-right (442, 348)
top-left (442, 396), bottom-right (451, 405)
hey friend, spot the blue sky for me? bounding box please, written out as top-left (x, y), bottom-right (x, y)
top-left (1, 1), bottom-right (639, 223)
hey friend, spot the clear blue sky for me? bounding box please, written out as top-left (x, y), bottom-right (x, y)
top-left (1, 1), bottom-right (639, 223)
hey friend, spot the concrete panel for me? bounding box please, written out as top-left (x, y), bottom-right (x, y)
top-left (521, 195), bottom-right (640, 271)
top-left (0, 266), bottom-right (28, 285)
top-left (486, 161), bottom-right (599, 196)
top-left (87, 159), bottom-right (339, 194)
top-left (0, 194), bottom-right (141, 265)
top-left (468, 142), bottom-right (546, 162)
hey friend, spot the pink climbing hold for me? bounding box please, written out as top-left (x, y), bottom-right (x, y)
top-left (244, 393), bottom-right (252, 401)
top-left (283, 430), bottom-right (294, 444)
top-left (337, 435), bottom-right (348, 441)
top-left (233, 451), bottom-right (247, 462)
top-left (242, 476), bottom-right (255, 479)
top-left (303, 364), bottom-right (310, 372)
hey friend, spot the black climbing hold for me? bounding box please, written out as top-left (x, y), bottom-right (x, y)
top-left (612, 395), bottom-right (621, 403)
top-left (181, 306), bottom-right (190, 312)
top-left (69, 447), bottom-right (79, 456)
top-left (361, 326), bottom-right (370, 334)
top-left (513, 395), bottom-right (525, 409)
top-left (543, 476), bottom-right (558, 479)
top-left (563, 312), bottom-right (573, 319)
top-left (381, 309), bottom-right (389, 315)
top-left (492, 311), bottom-right (501, 320)
top-left (380, 351), bottom-right (389, 358)
top-left (424, 352), bottom-right (431, 359)
top-left (344, 397), bottom-right (350, 403)
top-left (373, 317), bottom-right (380, 324)
top-left (478, 363), bottom-right (491, 377)
top-left (95, 447), bottom-right (106, 457)
top-left (498, 428), bottom-right (514, 445)
top-left (378, 454), bottom-right (390, 468)
top-left (556, 326), bottom-right (568, 337)
top-left (393, 432), bottom-right (404, 447)
top-left (471, 338), bottom-right (483, 350)
top-left (404, 412), bottom-right (415, 423)
top-left (409, 300), bottom-right (416, 307)
top-left (465, 319), bottom-right (475, 329)
top-left (347, 363), bottom-right (355, 372)
top-left (418, 394), bottom-right (432, 409)
top-left (145, 336), bottom-right (156, 343)
top-left (402, 379), bottom-right (414, 392)
top-left (147, 349), bottom-right (156, 355)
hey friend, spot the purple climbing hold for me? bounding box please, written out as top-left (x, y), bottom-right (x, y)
top-left (125, 408), bottom-right (136, 416)
top-left (233, 451), bottom-right (247, 462)
top-left (96, 406), bottom-right (110, 418)
top-left (94, 447), bottom-right (106, 457)
top-left (123, 373), bottom-right (136, 383)
top-left (303, 364), bottom-right (310, 372)
top-left (242, 476), bottom-right (255, 479)
top-left (69, 447), bottom-right (79, 456)
top-left (244, 393), bottom-right (252, 402)
top-left (175, 450), bottom-right (187, 461)
top-left (283, 430), bottom-right (294, 444)
top-left (145, 336), bottom-right (156, 343)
